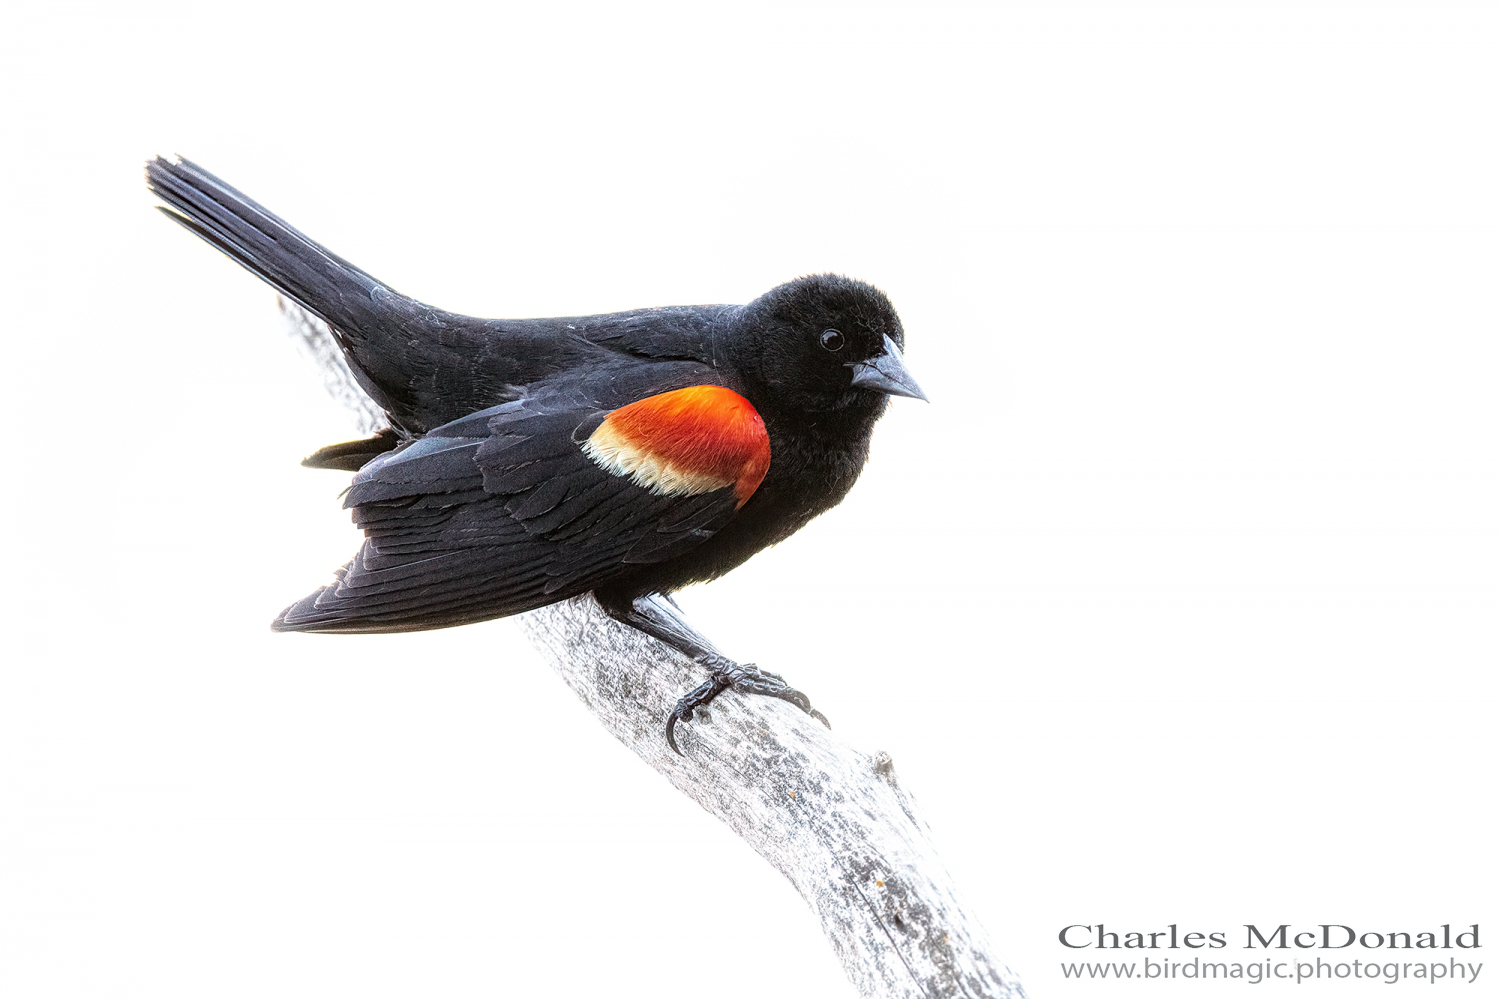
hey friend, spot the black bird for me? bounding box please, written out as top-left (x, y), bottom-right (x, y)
top-left (146, 156), bottom-right (925, 752)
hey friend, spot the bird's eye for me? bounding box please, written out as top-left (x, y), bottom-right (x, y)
top-left (820, 329), bottom-right (845, 352)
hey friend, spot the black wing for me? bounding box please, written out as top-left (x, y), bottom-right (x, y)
top-left (271, 395), bottom-right (741, 633)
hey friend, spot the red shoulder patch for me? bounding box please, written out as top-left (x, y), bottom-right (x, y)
top-left (582, 385), bottom-right (770, 507)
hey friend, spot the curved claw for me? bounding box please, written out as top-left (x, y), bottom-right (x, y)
top-left (720, 666), bottom-right (811, 713)
top-left (762, 685), bottom-right (811, 713)
top-left (665, 700), bottom-right (698, 756)
top-left (664, 677), bottom-right (721, 756)
top-left (665, 710), bottom-right (685, 756)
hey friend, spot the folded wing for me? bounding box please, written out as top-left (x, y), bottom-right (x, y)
top-left (273, 385), bottom-right (769, 633)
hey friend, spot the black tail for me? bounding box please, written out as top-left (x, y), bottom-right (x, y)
top-left (146, 157), bottom-right (392, 326)
top-left (146, 156), bottom-right (444, 428)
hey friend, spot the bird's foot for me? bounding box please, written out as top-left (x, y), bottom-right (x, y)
top-left (665, 656), bottom-right (830, 755)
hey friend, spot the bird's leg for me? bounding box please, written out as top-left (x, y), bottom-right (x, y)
top-left (595, 591), bottom-right (829, 754)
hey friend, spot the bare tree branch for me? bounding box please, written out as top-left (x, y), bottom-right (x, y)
top-left (520, 596), bottom-right (1027, 999)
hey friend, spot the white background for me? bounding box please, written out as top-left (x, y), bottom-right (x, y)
top-left (2, 2), bottom-right (1496, 997)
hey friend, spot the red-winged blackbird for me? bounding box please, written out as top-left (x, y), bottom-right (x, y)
top-left (147, 157), bottom-right (925, 751)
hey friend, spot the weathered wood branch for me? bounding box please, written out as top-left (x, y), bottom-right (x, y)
top-left (520, 596), bottom-right (1027, 999)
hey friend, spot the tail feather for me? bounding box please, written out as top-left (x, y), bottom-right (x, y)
top-left (146, 157), bottom-right (389, 322)
top-left (145, 156), bottom-right (433, 424)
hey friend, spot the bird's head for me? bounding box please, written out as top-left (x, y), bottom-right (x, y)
top-left (727, 274), bottom-right (926, 420)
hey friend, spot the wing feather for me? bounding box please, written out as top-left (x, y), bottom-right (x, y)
top-left (272, 388), bottom-right (759, 634)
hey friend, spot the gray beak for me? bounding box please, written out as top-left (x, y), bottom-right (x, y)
top-left (848, 334), bottom-right (928, 401)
